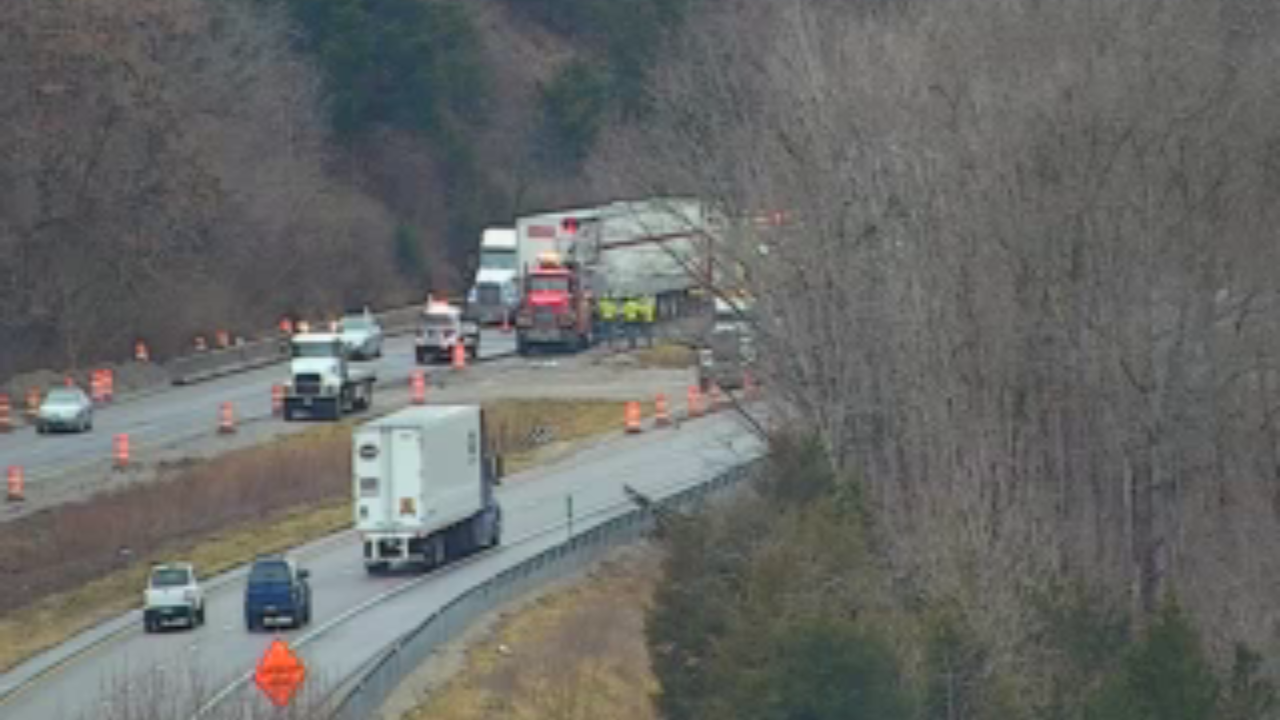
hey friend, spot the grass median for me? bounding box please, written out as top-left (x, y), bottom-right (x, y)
top-left (0, 398), bottom-right (633, 674)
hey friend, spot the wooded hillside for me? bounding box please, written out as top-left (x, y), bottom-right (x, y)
top-left (0, 0), bottom-right (694, 376)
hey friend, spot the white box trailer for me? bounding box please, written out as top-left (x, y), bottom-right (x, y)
top-left (353, 405), bottom-right (503, 574)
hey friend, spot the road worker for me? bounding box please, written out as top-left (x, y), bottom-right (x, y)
top-left (622, 296), bottom-right (641, 349)
top-left (639, 295), bottom-right (657, 347)
top-left (598, 295), bottom-right (618, 347)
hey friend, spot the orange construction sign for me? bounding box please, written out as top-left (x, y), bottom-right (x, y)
top-left (254, 638), bottom-right (306, 708)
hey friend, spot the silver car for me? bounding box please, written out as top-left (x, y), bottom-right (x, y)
top-left (339, 312), bottom-right (384, 361)
top-left (37, 387), bottom-right (94, 434)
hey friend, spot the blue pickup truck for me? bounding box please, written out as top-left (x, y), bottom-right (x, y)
top-left (244, 556), bottom-right (312, 631)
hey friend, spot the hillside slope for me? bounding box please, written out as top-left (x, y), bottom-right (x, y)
top-left (0, 0), bottom-right (691, 378)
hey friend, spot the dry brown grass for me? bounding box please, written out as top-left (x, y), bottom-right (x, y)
top-left (0, 398), bottom-right (637, 674)
top-left (485, 399), bottom-right (642, 473)
top-left (405, 550), bottom-right (661, 720)
top-left (630, 343), bottom-right (696, 369)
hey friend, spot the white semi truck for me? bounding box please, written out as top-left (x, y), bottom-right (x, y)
top-left (353, 405), bottom-right (504, 574)
top-left (283, 333), bottom-right (376, 421)
top-left (467, 227), bottom-right (520, 326)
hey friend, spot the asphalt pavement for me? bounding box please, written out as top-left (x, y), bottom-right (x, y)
top-left (0, 331), bottom-right (516, 510)
top-left (0, 410), bottom-right (761, 720)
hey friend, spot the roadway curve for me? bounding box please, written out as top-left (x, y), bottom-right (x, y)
top-left (0, 331), bottom-right (516, 507)
top-left (0, 410), bottom-right (761, 720)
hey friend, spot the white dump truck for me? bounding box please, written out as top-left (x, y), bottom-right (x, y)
top-left (353, 405), bottom-right (504, 574)
top-left (283, 333), bottom-right (376, 421)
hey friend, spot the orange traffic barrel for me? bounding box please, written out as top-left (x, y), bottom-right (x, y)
top-left (654, 394), bottom-right (671, 427)
top-left (271, 385), bottom-right (285, 417)
top-left (64, 376), bottom-right (74, 387)
top-left (501, 314), bottom-right (512, 333)
top-left (687, 386), bottom-right (704, 418)
top-left (216, 330), bottom-right (230, 348)
top-left (218, 402), bottom-right (236, 434)
top-left (279, 317), bottom-right (294, 335)
top-left (6, 466), bottom-right (23, 503)
top-left (113, 434), bottom-right (130, 470)
top-left (134, 341), bottom-right (150, 363)
top-left (90, 372), bottom-right (104, 403)
top-left (452, 342), bottom-right (467, 370)
top-left (411, 371), bottom-right (426, 405)
top-left (297, 320), bottom-right (311, 334)
top-left (624, 401), bottom-right (642, 434)
top-left (0, 395), bottom-right (11, 433)
top-left (102, 369), bottom-right (114, 402)
top-left (25, 388), bottom-right (41, 420)
top-left (709, 384), bottom-right (725, 412)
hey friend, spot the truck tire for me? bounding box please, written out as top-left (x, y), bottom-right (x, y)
top-left (516, 336), bottom-right (529, 357)
top-left (366, 562), bottom-right (390, 576)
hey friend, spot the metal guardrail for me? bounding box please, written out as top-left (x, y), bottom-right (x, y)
top-left (326, 461), bottom-right (759, 720)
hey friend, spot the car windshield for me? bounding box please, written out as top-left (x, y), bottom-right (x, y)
top-left (529, 276), bottom-right (570, 293)
top-left (249, 562), bottom-right (290, 584)
top-left (291, 342), bottom-right (337, 359)
top-left (342, 317), bottom-right (372, 331)
top-left (151, 568), bottom-right (191, 587)
top-left (45, 389), bottom-right (82, 405)
top-left (480, 250), bottom-right (516, 270)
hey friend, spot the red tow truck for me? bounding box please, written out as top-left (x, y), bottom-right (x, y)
top-left (514, 252), bottom-right (593, 355)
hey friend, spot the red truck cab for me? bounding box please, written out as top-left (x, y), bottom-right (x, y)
top-left (515, 254), bottom-right (592, 354)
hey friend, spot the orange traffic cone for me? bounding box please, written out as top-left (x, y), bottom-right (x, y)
top-left (218, 402), bottom-right (236, 434)
top-left (687, 386), bottom-right (704, 419)
top-left (411, 371), bottom-right (427, 405)
top-left (625, 401), bottom-right (643, 434)
top-left (271, 385), bottom-right (285, 417)
top-left (6, 466), bottom-right (23, 503)
top-left (113, 434), bottom-right (130, 470)
top-left (709, 384), bottom-right (725, 412)
top-left (654, 394), bottom-right (671, 427)
top-left (452, 342), bottom-right (467, 370)
top-left (25, 388), bottom-right (41, 421)
top-left (0, 395), bottom-right (10, 433)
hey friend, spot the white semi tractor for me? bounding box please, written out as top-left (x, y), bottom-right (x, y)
top-left (282, 333), bottom-right (376, 421)
top-left (353, 405), bottom-right (504, 575)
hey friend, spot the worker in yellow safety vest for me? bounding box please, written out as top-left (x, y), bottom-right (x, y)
top-left (598, 296), bottom-right (617, 347)
top-left (639, 296), bottom-right (657, 347)
top-left (622, 297), bottom-right (641, 349)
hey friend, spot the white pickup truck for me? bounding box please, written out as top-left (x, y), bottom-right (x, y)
top-left (143, 563), bottom-right (205, 632)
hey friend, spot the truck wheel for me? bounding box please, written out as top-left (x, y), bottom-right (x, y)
top-left (415, 349), bottom-right (425, 365)
top-left (283, 406), bottom-right (294, 422)
top-left (196, 606), bottom-right (206, 627)
top-left (143, 614), bottom-right (155, 634)
top-left (366, 562), bottom-right (390, 576)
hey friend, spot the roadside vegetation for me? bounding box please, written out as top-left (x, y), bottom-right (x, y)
top-left (403, 549), bottom-right (661, 720)
top-left (610, 0), bottom-right (1280, 717)
top-left (0, 398), bottom-right (635, 673)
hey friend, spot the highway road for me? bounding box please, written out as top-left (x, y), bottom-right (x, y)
top-left (0, 331), bottom-right (516, 505)
top-left (0, 410), bottom-right (762, 720)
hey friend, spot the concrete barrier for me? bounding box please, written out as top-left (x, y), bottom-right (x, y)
top-left (166, 305), bottom-right (426, 386)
